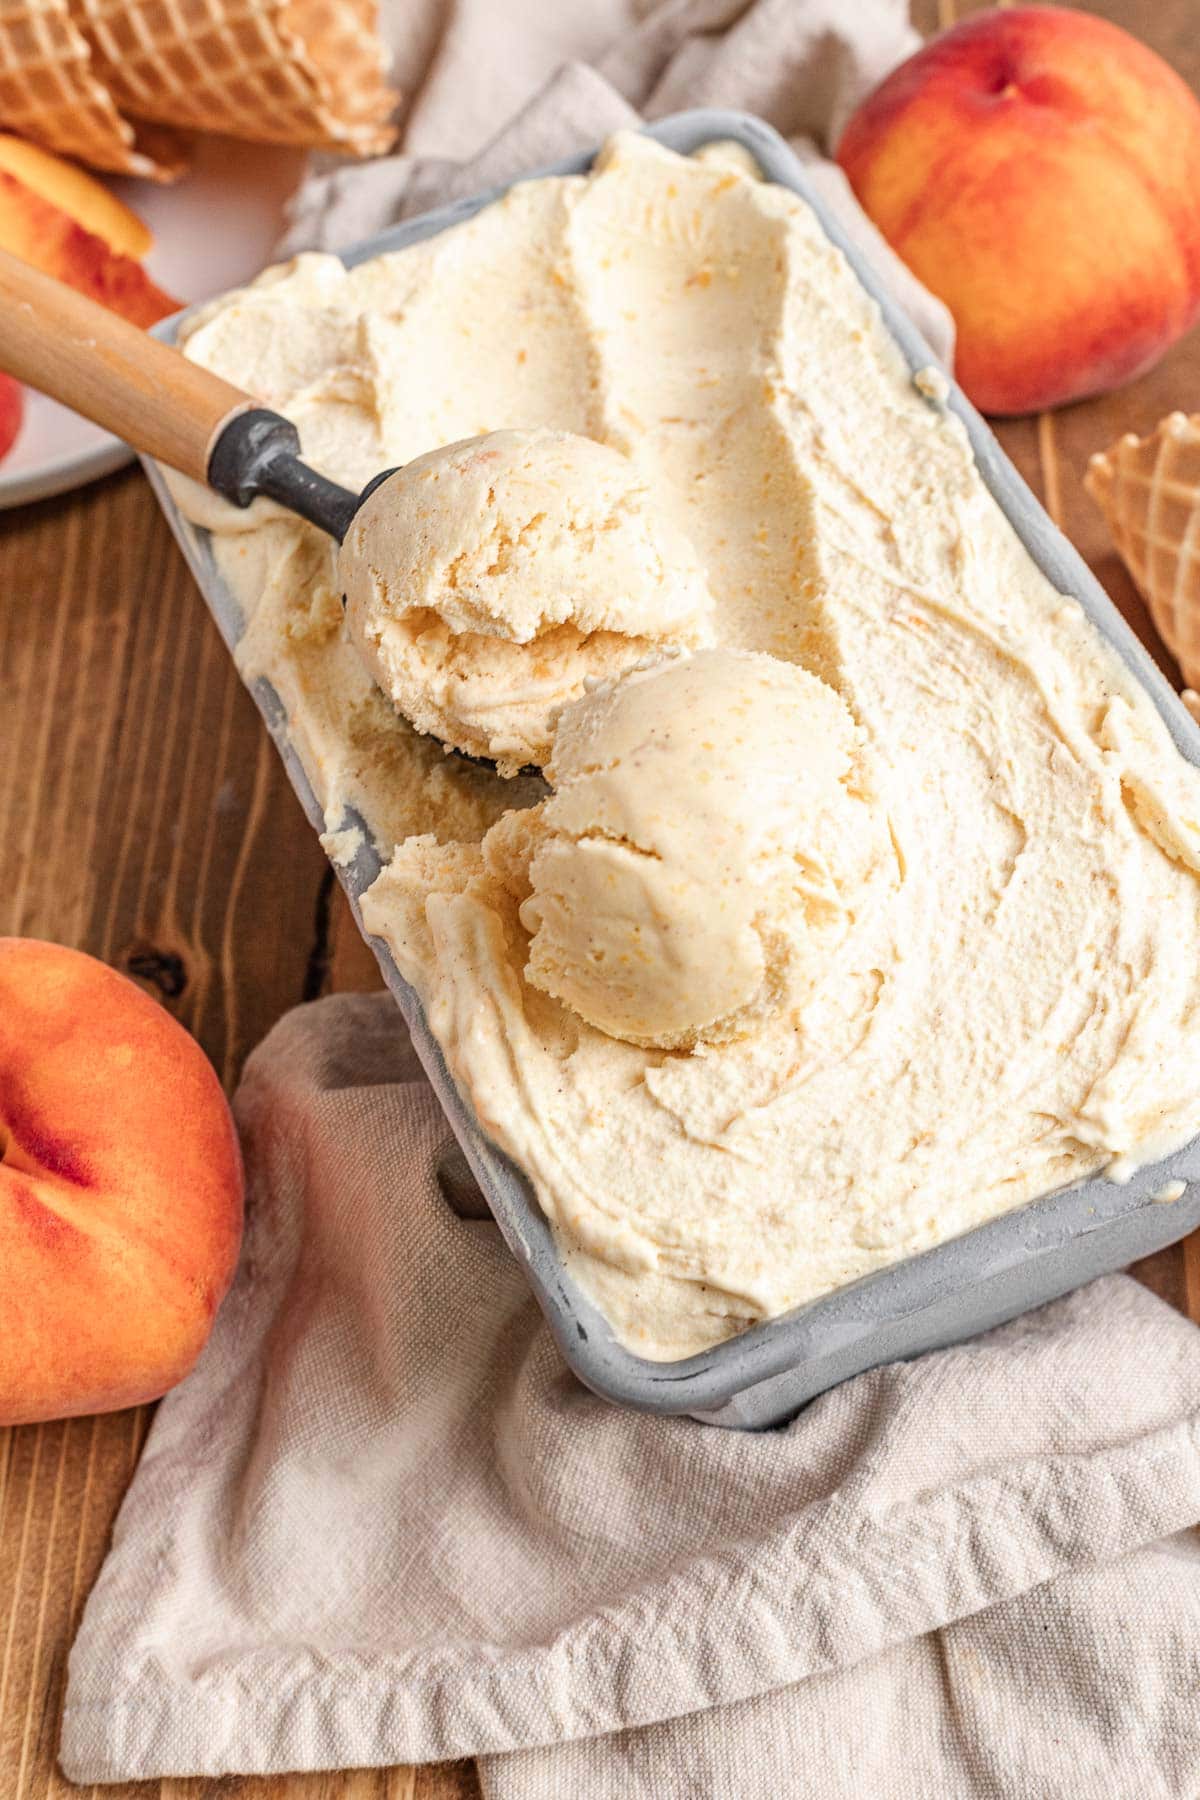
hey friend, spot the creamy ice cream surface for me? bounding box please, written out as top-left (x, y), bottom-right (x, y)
top-left (502, 648), bottom-right (891, 1049)
top-left (340, 427), bottom-right (715, 773)
top-left (174, 131), bottom-right (1200, 1361)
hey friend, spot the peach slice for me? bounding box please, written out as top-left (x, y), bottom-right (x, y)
top-left (0, 134), bottom-right (152, 260)
top-left (0, 168), bottom-right (177, 326)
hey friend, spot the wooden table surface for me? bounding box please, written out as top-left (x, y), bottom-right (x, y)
top-left (3, 0), bottom-right (1200, 1793)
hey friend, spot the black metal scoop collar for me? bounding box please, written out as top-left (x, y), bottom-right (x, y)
top-left (207, 407), bottom-right (398, 544)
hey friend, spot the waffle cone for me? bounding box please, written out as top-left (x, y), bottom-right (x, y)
top-left (0, 0), bottom-right (185, 177)
top-left (75, 0), bottom-right (397, 156)
top-left (1086, 412), bottom-right (1200, 690)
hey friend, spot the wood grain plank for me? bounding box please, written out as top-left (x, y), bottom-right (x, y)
top-left (327, 883), bottom-right (387, 1000)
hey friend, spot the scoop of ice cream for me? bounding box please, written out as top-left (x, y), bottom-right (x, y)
top-left (493, 648), bottom-right (890, 1051)
top-left (339, 428), bottom-right (715, 775)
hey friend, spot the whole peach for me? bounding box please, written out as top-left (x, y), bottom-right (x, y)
top-left (837, 7), bottom-right (1200, 415)
top-left (0, 939), bottom-right (243, 1425)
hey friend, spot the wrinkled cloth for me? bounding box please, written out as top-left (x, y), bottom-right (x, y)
top-left (279, 0), bottom-right (955, 363)
top-left (61, 994), bottom-right (1200, 1793)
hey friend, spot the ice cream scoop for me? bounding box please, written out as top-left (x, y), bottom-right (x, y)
top-left (0, 251), bottom-right (712, 772)
top-left (488, 648), bottom-right (891, 1051)
top-left (342, 429), bottom-right (715, 775)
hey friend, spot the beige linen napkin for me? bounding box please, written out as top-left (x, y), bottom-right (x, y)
top-left (61, 994), bottom-right (1200, 1791)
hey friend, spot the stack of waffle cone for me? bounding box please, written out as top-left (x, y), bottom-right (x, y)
top-left (0, 0), bottom-right (396, 181)
top-left (1086, 412), bottom-right (1200, 693)
top-left (78, 0), bottom-right (397, 156)
top-left (0, 0), bottom-right (185, 177)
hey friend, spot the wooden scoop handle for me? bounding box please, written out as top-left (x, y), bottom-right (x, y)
top-left (0, 247), bottom-right (252, 482)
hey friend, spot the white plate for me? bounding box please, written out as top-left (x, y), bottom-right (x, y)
top-left (0, 134), bottom-right (306, 510)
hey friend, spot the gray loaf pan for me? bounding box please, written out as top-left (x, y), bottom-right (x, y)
top-left (144, 110), bottom-right (1200, 1430)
